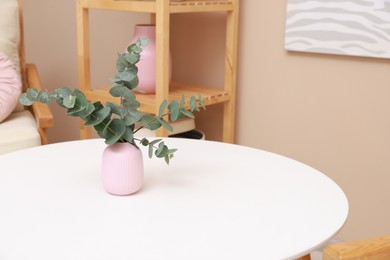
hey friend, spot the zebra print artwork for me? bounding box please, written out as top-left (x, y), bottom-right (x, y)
top-left (285, 0), bottom-right (390, 59)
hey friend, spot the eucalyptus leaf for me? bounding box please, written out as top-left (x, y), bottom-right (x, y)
top-left (199, 94), bottom-right (206, 110)
top-left (122, 127), bottom-right (134, 143)
top-left (63, 95), bottom-right (76, 109)
top-left (138, 38), bottom-right (149, 47)
top-left (105, 119), bottom-right (126, 144)
top-left (155, 141), bottom-right (165, 157)
top-left (125, 53), bottom-right (140, 64)
top-left (155, 144), bottom-right (168, 158)
top-left (180, 108), bottom-right (195, 119)
top-left (109, 86), bottom-right (134, 99)
top-left (159, 99), bottom-right (167, 117)
top-left (118, 70), bottom-right (136, 82)
top-left (54, 87), bottom-right (71, 98)
top-left (168, 100), bottom-right (179, 121)
top-left (116, 54), bottom-right (128, 72)
top-left (84, 107), bottom-right (111, 126)
top-left (141, 138), bottom-right (149, 146)
top-left (157, 117), bottom-right (173, 132)
top-left (19, 93), bottom-right (33, 106)
top-left (189, 96), bottom-right (199, 112)
top-left (149, 139), bottom-right (162, 146)
top-left (140, 114), bottom-right (162, 130)
top-left (123, 111), bottom-right (142, 126)
top-left (106, 102), bottom-right (122, 116)
top-left (95, 118), bottom-right (113, 137)
top-left (37, 91), bottom-right (50, 103)
top-left (148, 144), bottom-right (154, 158)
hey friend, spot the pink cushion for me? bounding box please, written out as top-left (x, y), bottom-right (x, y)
top-left (0, 52), bottom-right (22, 123)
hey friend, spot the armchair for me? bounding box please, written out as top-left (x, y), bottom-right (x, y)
top-left (0, 0), bottom-right (53, 154)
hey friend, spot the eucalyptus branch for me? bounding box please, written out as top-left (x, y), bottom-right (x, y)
top-left (19, 38), bottom-right (206, 164)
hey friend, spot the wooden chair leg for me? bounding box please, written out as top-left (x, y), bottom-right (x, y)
top-left (298, 254), bottom-right (311, 260)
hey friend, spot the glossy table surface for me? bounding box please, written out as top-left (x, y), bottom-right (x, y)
top-left (0, 138), bottom-right (348, 260)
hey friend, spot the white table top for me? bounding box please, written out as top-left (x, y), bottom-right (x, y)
top-left (0, 138), bottom-right (348, 260)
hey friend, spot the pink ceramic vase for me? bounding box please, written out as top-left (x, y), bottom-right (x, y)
top-left (129, 24), bottom-right (172, 94)
top-left (101, 142), bottom-right (144, 195)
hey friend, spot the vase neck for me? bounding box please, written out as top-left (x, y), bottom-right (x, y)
top-left (133, 24), bottom-right (156, 42)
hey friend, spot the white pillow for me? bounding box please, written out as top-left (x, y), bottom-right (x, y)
top-left (0, 52), bottom-right (22, 123)
top-left (0, 0), bottom-right (21, 79)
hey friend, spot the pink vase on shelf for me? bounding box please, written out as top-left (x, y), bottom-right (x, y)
top-left (101, 142), bottom-right (144, 196)
top-left (128, 24), bottom-right (172, 94)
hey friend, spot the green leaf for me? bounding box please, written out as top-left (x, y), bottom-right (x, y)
top-left (94, 117), bottom-right (113, 138)
top-left (37, 91), bottom-right (51, 103)
top-left (78, 103), bottom-right (95, 120)
top-left (180, 108), bottom-right (195, 119)
top-left (141, 138), bottom-right (149, 146)
top-left (110, 86), bottom-right (134, 99)
top-left (168, 100), bottom-right (180, 121)
top-left (148, 144), bottom-right (154, 158)
top-left (159, 99), bottom-right (167, 117)
top-left (63, 94), bottom-right (76, 109)
top-left (67, 102), bottom-right (85, 116)
top-left (54, 87), bottom-right (71, 98)
top-left (84, 107), bottom-right (111, 126)
top-left (116, 53), bottom-right (128, 72)
top-left (104, 119), bottom-right (126, 144)
top-left (138, 38), bottom-right (149, 47)
top-left (121, 96), bottom-right (140, 110)
top-left (128, 43), bottom-right (142, 54)
top-left (19, 93), bottom-right (33, 106)
top-left (157, 117), bottom-right (173, 132)
top-left (198, 94), bottom-right (206, 110)
top-left (118, 70), bottom-right (136, 82)
top-left (26, 88), bottom-right (39, 100)
top-left (155, 141), bottom-right (165, 157)
top-left (149, 139), bottom-right (162, 146)
top-left (189, 96), bottom-right (199, 112)
top-left (155, 145), bottom-right (168, 158)
top-left (139, 114), bottom-right (162, 130)
top-left (125, 53), bottom-right (140, 64)
top-left (106, 102), bottom-right (122, 116)
top-left (123, 111), bottom-right (142, 126)
top-left (122, 127), bottom-right (134, 143)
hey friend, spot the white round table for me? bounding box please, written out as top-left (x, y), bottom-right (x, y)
top-left (0, 138), bottom-right (348, 260)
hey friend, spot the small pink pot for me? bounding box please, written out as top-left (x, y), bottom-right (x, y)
top-left (101, 142), bottom-right (144, 195)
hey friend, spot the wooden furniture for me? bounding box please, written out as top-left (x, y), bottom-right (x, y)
top-left (76, 0), bottom-right (239, 142)
top-left (0, 138), bottom-right (348, 259)
top-left (323, 235), bottom-right (390, 260)
top-left (18, 0), bottom-right (53, 144)
top-left (0, 0), bottom-right (53, 153)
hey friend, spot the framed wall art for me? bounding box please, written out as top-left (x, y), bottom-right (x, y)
top-left (285, 0), bottom-right (390, 59)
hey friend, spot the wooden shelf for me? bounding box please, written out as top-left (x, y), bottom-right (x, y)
top-left (85, 82), bottom-right (230, 114)
top-left (77, 0), bottom-right (239, 142)
top-left (78, 0), bottom-right (235, 13)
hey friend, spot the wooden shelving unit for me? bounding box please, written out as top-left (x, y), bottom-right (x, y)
top-left (76, 0), bottom-right (239, 142)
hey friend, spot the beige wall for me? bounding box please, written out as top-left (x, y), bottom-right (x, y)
top-left (23, 1), bottom-right (390, 241)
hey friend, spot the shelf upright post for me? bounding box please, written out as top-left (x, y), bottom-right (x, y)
top-left (223, 0), bottom-right (240, 143)
top-left (77, 0), bottom-right (93, 139)
top-left (154, 0), bottom-right (171, 137)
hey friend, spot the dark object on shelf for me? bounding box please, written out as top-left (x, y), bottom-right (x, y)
top-left (170, 129), bottom-right (205, 140)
